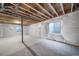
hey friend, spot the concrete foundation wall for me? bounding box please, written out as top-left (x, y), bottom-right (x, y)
top-left (61, 11), bottom-right (79, 46)
top-left (23, 26), bottom-right (29, 35)
top-left (28, 11), bottom-right (79, 46)
top-left (0, 24), bottom-right (29, 38)
top-left (29, 22), bottom-right (48, 38)
top-left (0, 24), bottom-right (21, 38)
top-left (0, 24), bottom-right (4, 38)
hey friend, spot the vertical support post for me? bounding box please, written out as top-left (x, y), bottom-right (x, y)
top-left (21, 16), bottom-right (24, 43)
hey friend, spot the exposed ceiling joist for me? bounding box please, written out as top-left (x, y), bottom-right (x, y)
top-left (0, 12), bottom-right (19, 19)
top-left (48, 3), bottom-right (59, 16)
top-left (23, 3), bottom-right (50, 19)
top-left (0, 3), bottom-right (78, 26)
top-left (8, 7), bottom-right (42, 21)
top-left (0, 18), bottom-right (21, 25)
top-left (36, 3), bottom-right (53, 17)
top-left (0, 17), bottom-right (39, 25)
top-left (18, 10), bottom-right (42, 21)
top-left (19, 6), bottom-right (46, 20)
top-left (60, 3), bottom-right (65, 14)
top-left (1, 10), bottom-right (41, 25)
top-left (11, 3), bottom-right (46, 20)
top-left (10, 3), bottom-right (45, 21)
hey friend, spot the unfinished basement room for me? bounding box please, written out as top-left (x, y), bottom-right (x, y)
top-left (0, 3), bottom-right (79, 56)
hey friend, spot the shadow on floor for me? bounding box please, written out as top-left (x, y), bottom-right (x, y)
top-left (22, 41), bottom-right (38, 56)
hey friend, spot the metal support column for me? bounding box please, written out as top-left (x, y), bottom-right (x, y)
top-left (21, 16), bottom-right (38, 56)
top-left (21, 16), bottom-right (24, 43)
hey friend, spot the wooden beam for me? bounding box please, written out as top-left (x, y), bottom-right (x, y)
top-left (11, 3), bottom-right (46, 20)
top-left (71, 3), bottom-right (74, 12)
top-left (18, 10), bottom-right (42, 21)
top-left (23, 3), bottom-right (50, 19)
top-left (60, 3), bottom-right (65, 14)
top-left (0, 20), bottom-right (34, 26)
top-left (6, 7), bottom-right (43, 21)
top-left (36, 3), bottom-right (53, 17)
top-left (19, 6), bottom-right (46, 20)
top-left (0, 18), bottom-right (21, 25)
top-left (0, 12), bottom-right (19, 19)
top-left (0, 17), bottom-right (39, 26)
top-left (5, 6), bottom-right (44, 22)
top-left (48, 3), bottom-right (59, 16)
top-left (0, 10), bottom-right (40, 25)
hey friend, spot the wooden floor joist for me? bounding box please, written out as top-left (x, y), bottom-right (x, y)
top-left (5, 6), bottom-right (43, 21)
top-left (36, 3), bottom-right (53, 17)
top-left (23, 3), bottom-right (50, 19)
top-left (0, 3), bottom-right (78, 25)
top-left (60, 3), bottom-right (65, 14)
top-left (48, 3), bottom-right (59, 16)
top-left (0, 12), bottom-right (20, 19)
top-left (11, 3), bottom-right (47, 20)
top-left (19, 6), bottom-right (47, 20)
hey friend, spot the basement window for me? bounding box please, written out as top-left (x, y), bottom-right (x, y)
top-left (49, 21), bottom-right (61, 33)
top-left (16, 26), bottom-right (21, 32)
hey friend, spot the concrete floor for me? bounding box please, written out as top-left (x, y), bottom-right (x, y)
top-left (0, 35), bottom-right (79, 56)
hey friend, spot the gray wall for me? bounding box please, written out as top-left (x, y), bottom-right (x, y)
top-left (28, 10), bottom-right (79, 46)
top-left (0, 24), bottom-right (21, 38)
top-left (61, 11), bottom-right (79, 46)
top-left (23, 26), bottom-right (29, 35)
top-left (29, 22), bottom-right (48, 38)
top-left (0, 23), bottom-right (29, 38)
top-left (0, 24), bottom-right (4, 38)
